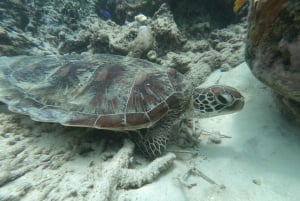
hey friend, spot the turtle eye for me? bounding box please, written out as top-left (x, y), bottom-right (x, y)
top-left (216, 93), bottom-right (233, 105)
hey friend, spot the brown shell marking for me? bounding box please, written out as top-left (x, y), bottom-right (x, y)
top-left (0, 54), bottom-right (189, 131)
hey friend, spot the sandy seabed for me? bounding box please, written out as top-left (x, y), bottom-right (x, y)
top-left (0, 62), bottom-right (300, 201)
top-left (121, 63), bottom-right (300, 201)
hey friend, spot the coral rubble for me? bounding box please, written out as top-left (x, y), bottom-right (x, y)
top-left (0, 114), bottom-right (175, 200)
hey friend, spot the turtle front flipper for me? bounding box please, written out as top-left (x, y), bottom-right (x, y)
top-left (132, 110), bottom-right (183, 158)
top-left (133, 128), bottom-right (170, 158)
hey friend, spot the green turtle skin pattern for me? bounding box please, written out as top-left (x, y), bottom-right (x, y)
top-left (0, 54), bottom-right (245, 158)
top-left (0, 54), bottom-right (191, 131)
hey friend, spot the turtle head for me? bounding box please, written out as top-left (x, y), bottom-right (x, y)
top-left (192, 85), bottom-right (244, 118)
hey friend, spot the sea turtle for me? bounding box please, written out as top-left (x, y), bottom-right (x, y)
top-left (0, 54), bottom-right (244, 157)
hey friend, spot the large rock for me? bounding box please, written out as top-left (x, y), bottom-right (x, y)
top-left (245, 0), bottom-right (300, 122)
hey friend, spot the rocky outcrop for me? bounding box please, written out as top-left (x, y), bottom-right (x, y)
top-left (245, 0), bottom-right (300, 122)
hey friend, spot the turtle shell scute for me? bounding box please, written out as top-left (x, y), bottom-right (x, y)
top-left (0, 54), bottom-right (190, 130)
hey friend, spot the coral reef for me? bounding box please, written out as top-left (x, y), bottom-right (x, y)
top-left (150, 3), bottom-right (186, 54)
top-left (102, 0), bottom-right (165, 25)
top-left (0, 0), bottom-right (245, 75)
top-left (128, 25), bottom-right (154, 58)
top-left (87, 139), bottom-right (175, 201)
top-left (245, 0), bottom-right (300, 122)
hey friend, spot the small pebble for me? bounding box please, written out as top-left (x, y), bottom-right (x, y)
top-left (147, 50), bottom-right (157, 61)
top-left (7, 139), bottom-right (17, 145)
top-left (89, 160), bottom-right (95, 167)
top-left (80, 190), bottom-right (88, 196)
top-left (69, 190), bottom-right (78, 197)
top-left (220, 63), bottom-right (231, 72)
top-left (252, 178), bottom-right (262, 185)
top-left (0, 171), bottom-right (10, 186)
top-left (3, 132), bottom-right (12, 138)
top-left (17, 183), bottom-right (32, 196)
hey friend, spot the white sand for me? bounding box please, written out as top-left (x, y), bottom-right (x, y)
top-left (120, 62), bottom-right (300, 201)
top-left (0, 62), bottom-right (299, 201)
